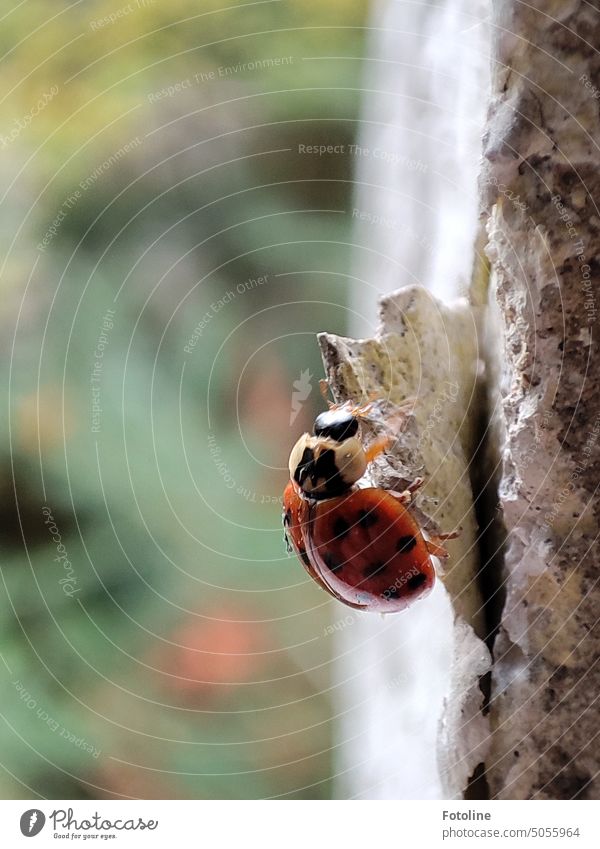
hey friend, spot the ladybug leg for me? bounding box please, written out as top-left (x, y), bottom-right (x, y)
top-left (319, 383), bottom-right (373, 415)
top-left (437, 530), bottom-right (460, 540)
top-left (319, 379), bottom-right (335, 408)
top-left (388, 489), bottom-right (410, 505)
top-left (425, 538), bottom-right (451, 559)
top-left (377, 397), bottom-right (416, 435)
top-left (388, 477), bottom-right (425, 505)
top-left (364, 434), bottom-right (393, 464)
top-left (282, 512), bottom-right (293, 553)
top-left (398, 396), bottom-right (417, 412)
top-left (425, 530), bottom-right (460, 559)
top-left (336, 399), bottom-right (376, 419)
top-left (386, 396), bottom-right (417, 417)
top-left (352, 398), bottom-right (377, 417)
top-left (406, 476), bottom-right (424, 495)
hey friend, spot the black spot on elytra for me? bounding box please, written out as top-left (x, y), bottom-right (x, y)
top-left (363, 561), bottom-right (386, 580)
top-left (324, 552), bottom-right (343, 573)
top-left (407, 572), bottom-right (426, 591)
top-left (358, 509), bottom-right (378, 529)
top-left (383, 587), bottom-right (399, 599)
top-left (332, 517), bottom-right (350, 539)
top-left (396, 535), bottom-right (417, 554)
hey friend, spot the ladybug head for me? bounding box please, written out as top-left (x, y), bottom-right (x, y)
top-left (288, 410), bottom-right (366, 499)
top-left (313, 408), bottom-right (359, 442)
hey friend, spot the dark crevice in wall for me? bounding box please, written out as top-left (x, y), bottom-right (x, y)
top-left (465, 761), bottom-right (490, 800)
top-left (461, 307), bottom-right (508, 799)
top-left (469, 379), bottom-right (507, 654)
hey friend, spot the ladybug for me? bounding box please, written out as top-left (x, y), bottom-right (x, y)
top-left (282, 400), bottom-right (457, 613)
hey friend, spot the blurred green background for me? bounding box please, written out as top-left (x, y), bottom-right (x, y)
top-left (0, 0), bottom-right (368, 798)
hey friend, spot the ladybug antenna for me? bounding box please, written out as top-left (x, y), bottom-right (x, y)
top-left (319, 379), bottom-right (332, 406)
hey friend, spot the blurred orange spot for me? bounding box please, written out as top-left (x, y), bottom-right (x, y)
top-left (158, 607), bottom-right (271, 698)
top-left (240, 359), bottom-right (292, 441)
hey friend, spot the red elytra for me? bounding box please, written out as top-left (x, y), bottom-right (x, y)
top-left (283, 480), bottom-right (436, 613)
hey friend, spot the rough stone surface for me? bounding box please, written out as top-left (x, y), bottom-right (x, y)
top-left (482, 0), bottom-right (600, 799)
top-left (320, 285), bottom-right (490, 799)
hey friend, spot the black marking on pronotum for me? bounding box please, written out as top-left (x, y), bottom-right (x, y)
top-left (296, 446), bottom-right (347, 498)
top-left (362, 561), bottom-right (386, 580)
top-left (357, 508), bottom-right (378, 529)
top-left (313, 448), bottom-right (347, 496)
top-left (300, 550), bottom-right (311, 567)
top-left (332, 517), bottom-right (350, 539)
top-left (407, 572), bottom-right (427, 591)
top-left (283, 509), bottom-right (292, 526)
top-left (324, 552), bottom-right (343, 573)
top-left (396, 535), bottom-right (417, 554)
top-left (313, 409), bottom-right (359, 442)
top-left (293, 447), bottom-right (314, 487)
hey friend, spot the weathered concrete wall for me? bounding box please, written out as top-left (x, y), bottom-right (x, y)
top-left (331, 0), bottom-right (600, 800)
top-left (482, 0), bottom-right (600, 799)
